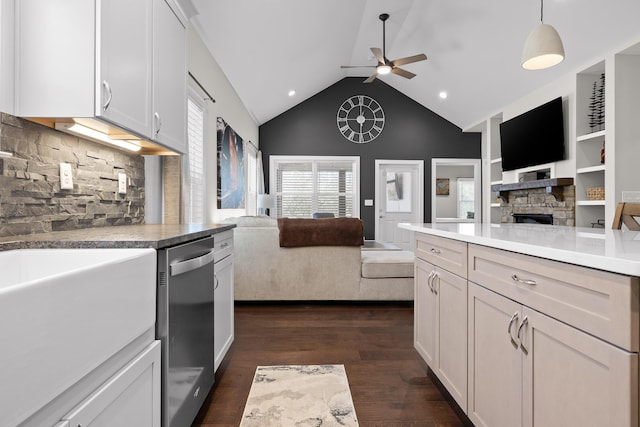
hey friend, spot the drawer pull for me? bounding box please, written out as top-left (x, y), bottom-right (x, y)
top-left (220, 242), bottom-right (229, 248)
top-left (508, 312), bottom-right (519, 348)
top-left (511, 274), bottom-right (537, 286)
top-left (430, 248), bottom-right (441, 254)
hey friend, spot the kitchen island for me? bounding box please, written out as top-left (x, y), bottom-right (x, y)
top-left (399, 222), bottom-right (640, 427)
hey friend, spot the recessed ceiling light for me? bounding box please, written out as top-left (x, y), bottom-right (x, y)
top-left (288, 90), bottom-right (296, 97)
top-left (439, 91), bottom-right (448, 99)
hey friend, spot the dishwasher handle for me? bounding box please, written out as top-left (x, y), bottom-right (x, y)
top-left (170, 249), bottom-right (215, 277)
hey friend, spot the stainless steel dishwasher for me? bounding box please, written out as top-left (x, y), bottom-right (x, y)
top-left (157, 236), bottom-right (215, 427)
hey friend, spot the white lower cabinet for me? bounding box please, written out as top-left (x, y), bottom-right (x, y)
top-left (468, 283), bottom-right (638, 427)
top-left (214, 231), bottom-right (235, 372)
top-left (414, 257), bottom-right (468, 411)
top-left (57, 341), bottom-right (161, 427)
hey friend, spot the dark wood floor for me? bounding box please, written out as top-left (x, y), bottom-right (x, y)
top-left (192, 303), bottom-right (471, 427)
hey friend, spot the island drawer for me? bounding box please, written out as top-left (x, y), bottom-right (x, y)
top-left (468, 243), bottom-right (640, 351)
top-left (415, 233), bottom-right (467, 278)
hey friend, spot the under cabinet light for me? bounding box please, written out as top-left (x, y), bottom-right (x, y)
top-left (55, 122), bottom-right (142, 152)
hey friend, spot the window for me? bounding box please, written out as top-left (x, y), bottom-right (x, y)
top-left (270, 156), bottom-right (360, 218)
top-left (185, 94), bottom-right (205, 223)
top-left (457, 178), bottom-right (475, 219)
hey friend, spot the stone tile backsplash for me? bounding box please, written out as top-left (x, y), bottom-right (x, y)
top-left (0, 113), bottom-right (145, 237)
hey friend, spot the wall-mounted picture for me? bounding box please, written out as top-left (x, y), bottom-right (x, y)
top-left (217, 117), bottom-right (245, 209)
top-left (435, 178), bottom-right (450, 195)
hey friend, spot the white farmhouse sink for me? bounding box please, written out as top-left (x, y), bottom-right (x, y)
top-left (0, 248), bottom-right (157, 427)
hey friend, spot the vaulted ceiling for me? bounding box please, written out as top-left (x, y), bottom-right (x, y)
top-left (191, 0), bottom-right (640, 130)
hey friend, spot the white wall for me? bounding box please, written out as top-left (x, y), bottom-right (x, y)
top-left (187, 25), bottom-right (259, 223)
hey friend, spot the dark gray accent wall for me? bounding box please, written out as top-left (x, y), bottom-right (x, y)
top-left (259, 77), bottom-right (481, 239)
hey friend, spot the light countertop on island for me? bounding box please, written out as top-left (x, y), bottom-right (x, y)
top-left (399, 222), bottom-right (640, 276)
top-left (0, 224), bottom-right (235, 251)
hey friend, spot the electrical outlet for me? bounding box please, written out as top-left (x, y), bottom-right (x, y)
top-left (60, 163), bottom-right (73, 190)
top-left (118, 173), bottom-right (127, 194)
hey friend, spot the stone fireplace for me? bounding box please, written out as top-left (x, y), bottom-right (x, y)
top-left (492, 179), bottom-right (575, 226)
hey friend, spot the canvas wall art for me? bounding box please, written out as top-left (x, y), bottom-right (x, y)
top-left (217, 117), bottom-right (245, 209)
top-left (435, 178), bottom-right (450, 195)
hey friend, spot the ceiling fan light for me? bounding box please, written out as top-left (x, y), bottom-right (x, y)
top-left (521, 23), bottom-right (565, 70)
top-left (377, 64), bottom-right (392, 75)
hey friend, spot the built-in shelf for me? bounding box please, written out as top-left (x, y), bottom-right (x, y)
top-left (490, 180), bottom-right (503, 185)
top-left (490, 203), bottom-right (501, 208)
top-left (577, 130), bottom-right (606, 142)
top-left (577, 164), bottom-right (605, 174)
top-left (491, 177), bottom-right (574, 201)
top-left (490, 157), bottom-right (502, 164)
top-left (576, 200), bottom-right (606, 206)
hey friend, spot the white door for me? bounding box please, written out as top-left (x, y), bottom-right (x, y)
top-left (375, 160), bottom-right (423, 250)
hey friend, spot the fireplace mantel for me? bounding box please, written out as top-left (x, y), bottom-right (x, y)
top-left (491, 178), bottom-right (574, 201)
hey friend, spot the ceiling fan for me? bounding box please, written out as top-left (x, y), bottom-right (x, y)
top-left (341, 13), bottom-right (428, 83)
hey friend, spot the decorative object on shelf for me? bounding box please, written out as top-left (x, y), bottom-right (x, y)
top-left (586, 187), bottom-right (605, 201)
top-left (601, 141), bottom-right (605, 164)
top-left (521, 0), bottom-right (565, 70)
top-left (336, 95), bottom-right (385, 143)
top-left (436, 178), bottom-right (450, 195)
top-left (589, 73), bottom-right (605, 131)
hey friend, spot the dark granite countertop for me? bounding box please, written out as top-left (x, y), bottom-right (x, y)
top-left (0, 224), bottom-right (236, 251)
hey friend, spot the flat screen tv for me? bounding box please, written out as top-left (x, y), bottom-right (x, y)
top-left (499, 97), bottom-right (565, 171)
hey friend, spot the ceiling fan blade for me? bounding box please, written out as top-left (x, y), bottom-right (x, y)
top-left (391, 67), bottom-right (416, 79)
top-left (340, 65), bottom-right (377, 69)
top-left (370, 47), bottom-right (385, 64)
top-left (363, 73), bottom-right (378, 83)
top-left (391, 53), bottom-right (428, 67)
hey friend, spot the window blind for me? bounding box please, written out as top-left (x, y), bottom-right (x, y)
top-left (271, 157), bottom-right (359, 218)
top-left (186, 97), bottom-right (205, 223)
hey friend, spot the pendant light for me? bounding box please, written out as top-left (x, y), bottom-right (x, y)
top-left (521, 0), bottom-right (565, 70)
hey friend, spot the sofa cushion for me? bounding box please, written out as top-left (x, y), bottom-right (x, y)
top-left (361, 250), bottom-right (415, 278)
top-left (223, 216), bottom-right (277, 228)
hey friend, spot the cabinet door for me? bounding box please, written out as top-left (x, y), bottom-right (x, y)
top-left (214, 254), bottom-right (235, 372)
top-left (468, 283), bottom-right (522, 427)
top-left (152, 0), bottom-right (187, 153)
top-left (61, 341), bottom-right (161, 427)
top-left (433, 267), bottom-right (468, 411)
top-left (97, 0), bottom-right (153, 137)
top-left (414, 258), bottom-right (438, 367)
top-left (522, 308), bottom-right (638, 427)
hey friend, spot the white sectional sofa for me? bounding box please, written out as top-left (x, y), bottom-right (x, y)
top-left (224, 216), bottom-right (414, 301)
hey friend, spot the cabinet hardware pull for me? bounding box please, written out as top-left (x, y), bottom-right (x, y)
top-left (102, 80), bottom-right (112, 111)
top-left (430, 248), bottom-right (441, 254)
top-left (427, 270), bottom-right (435, 292)
top-left (154, 112), bottom-right (162, 137)
top-left (432, 272), bottom-right (439, 295)
top-left (508, 312), bottom-right (519, 348)
top-left (511, 274), bottom-right (537, 286)
top-left (214, 274), bottom-right (219, 290)
top-left (220, 242), bottom-right (229, 248)
top-left (518, 316), bottom-right (529, 354)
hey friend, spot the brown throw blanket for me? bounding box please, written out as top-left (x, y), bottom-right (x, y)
top-left (278, 217), bottom-right (364, 247)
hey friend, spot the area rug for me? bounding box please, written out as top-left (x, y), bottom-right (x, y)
top-left (240, 364), bottom-right (359, 426)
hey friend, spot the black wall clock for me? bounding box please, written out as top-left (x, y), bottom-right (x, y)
top-left (336, 95), bottom-right (385, 144)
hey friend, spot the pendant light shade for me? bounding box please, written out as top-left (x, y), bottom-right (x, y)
top-left (521, 0), bottom-right (565, 70)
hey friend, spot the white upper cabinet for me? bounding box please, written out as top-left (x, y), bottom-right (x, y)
top-left (97, 0), bottom-right (153, 137)
top-left (15, 0), bottom-right (187, 155)
top-left (152, 0), bottom-right (187, 153)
